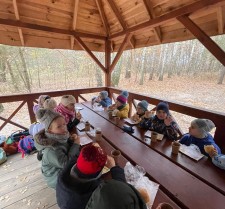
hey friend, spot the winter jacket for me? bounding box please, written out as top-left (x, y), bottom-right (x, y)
top-left (115, 104), bottom-right (130, 119)
top-left (179, 133), bottom-right (221, 157)
top-left (212, 154), bottom-right (225, 170)
top-left (34, 130), bottom-right (80, 189)
top-left (29, 122), bottom-right (45, 137)
top-left (139, 115), bottom-right (178, 140)
top-left (99, 97), bottom-right (112, 108)
top-left (86, 180), bottom-right (147, 209)
top-left (56, 163), bottom-right (126, 209)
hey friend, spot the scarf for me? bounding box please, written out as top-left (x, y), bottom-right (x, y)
top-left (45, 131), bottom-right (70, 145)
top-left (55, 103), bottom-right (75, 124)
top-left (117, 104), bottom-right (126, 111)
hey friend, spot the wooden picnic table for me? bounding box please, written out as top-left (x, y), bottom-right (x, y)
top-left (76, 102), bottom-right (225, 209)
top-left (81, 101), bottom-right (225, 196)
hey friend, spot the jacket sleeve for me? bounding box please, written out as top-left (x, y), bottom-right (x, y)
top-left (212, 154), bottom-right (225, 170)
top-left (165, 121), bottom-right (179, 140)
top-left (116, 105), bottom-right (129, 119)
top-left (45, 143), bottom-right (80, 169)
top-left (139, 117), bottom-right (152, 130)
top-left (110, 166), bottom-right (126, 182)
top-left (99, 100), bottom-right (107, 107)
top-left (67, 118), bottom-right (80, 132)
top-left (179, 134), bottom-right (192, 145)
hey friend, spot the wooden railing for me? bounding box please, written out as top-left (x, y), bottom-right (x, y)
top-left (0, 86), bottom-right (224, 152)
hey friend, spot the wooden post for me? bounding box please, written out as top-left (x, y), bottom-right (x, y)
top-left (105, 39), bottom-right (111, 88)
top-left (177, 15), bottom-right (225, 67)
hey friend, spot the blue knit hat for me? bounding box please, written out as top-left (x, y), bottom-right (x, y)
top-left (100, 91), bottom-right (108, 99)
top-left (137, 100), bottom-right (149, 111)
top-left (156, 101), bottom-right (169, 114)
top-left (117, 90), bottom-right (129, 104)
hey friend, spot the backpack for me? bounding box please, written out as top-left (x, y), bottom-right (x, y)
top-left (18, 136), bottom-right (36, 158)
top-left (10, 130), bottom-right (30, 142)
top-left (0, 148), bottom-right (7, 165)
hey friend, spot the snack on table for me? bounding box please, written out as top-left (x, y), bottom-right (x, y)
top-left (137, 188), bottom-right (150, 203)
top-left (204, 145), bottom-right (215, 153)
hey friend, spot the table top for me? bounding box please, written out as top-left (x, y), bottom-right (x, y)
top-left (81, 101), bottom-right (225, 195)
top-left (76, 102), bottom-right (225, 209)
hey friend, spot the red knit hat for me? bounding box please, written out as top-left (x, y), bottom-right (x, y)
top-left (76, 144), bottom-right (107, 175)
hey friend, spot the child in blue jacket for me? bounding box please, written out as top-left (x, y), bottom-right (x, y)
top-left (179, 119), bottom-right (221, 157)
top-left (92, 91), bottom-right (112, 108)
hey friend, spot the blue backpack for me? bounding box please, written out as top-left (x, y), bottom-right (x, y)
top-left (18, 136), bottom-right (36, 158)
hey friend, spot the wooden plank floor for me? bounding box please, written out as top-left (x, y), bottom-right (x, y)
top-left (0, 153), bottom-right (59, 209)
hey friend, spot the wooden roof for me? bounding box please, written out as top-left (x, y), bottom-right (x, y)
top-left (0, 0), bottom-right (225, 52)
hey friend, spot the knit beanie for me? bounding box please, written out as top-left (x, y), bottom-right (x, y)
top-left (156, 101), bottom-right (169, 115)
top-left (192, 119), bottom-right (215, 138)
top-left (137, 100), bottom-right (149, 112)
top-left (117, 90), bottom-right (129, 104)
top-left (76, 144), bottom-right (107, 176)
top-left (100, 91), bottom-right (108, 99)
top-left (61, 95), bottom-right (76, 107)
top-left (36, 109), bottom-right (62, 131)
top-left (43, 98), bottom-right (57, 110)
top-left (38, 95), bottom-right (50, 107)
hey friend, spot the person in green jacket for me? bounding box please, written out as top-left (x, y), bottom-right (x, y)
top-left (34, 108), bottom-right (80, 189)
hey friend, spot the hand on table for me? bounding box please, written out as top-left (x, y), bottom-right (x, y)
top-left (76, 112), bottom-right (82, 120)
top-left (71, 134), bottom-right (80, 145)
top-left (208, 147), bottom-right (218, 158)
top-left (106, 155), bottom-right (116, 169)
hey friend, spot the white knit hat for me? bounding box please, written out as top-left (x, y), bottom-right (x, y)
top-left (61, 95), bottom-right (76, 107)
top-left (192, 119), bottom-right (215, 138)
top-left (43, 98), bottom-right (57, 110)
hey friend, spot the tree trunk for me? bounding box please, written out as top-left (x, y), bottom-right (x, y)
top-left (218, 67), bottom-right (225, 84)
top-left (18, 48), bottom-right (31, 92)
top-left (139, 48), bottom-right (146, 85)
top-left (95, 67), bottom-right (103, 87)
top-left (35, 49), bottom-right (41, 88)
top-left (0, 48), bottom-right (7, 82)
top-left (112, 56), bottom-right (123, 87)
top-left (6, 60), bottom-right (19, 91)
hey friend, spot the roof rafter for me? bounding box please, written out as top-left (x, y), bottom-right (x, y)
top-left (109, 0), bottom-right (224, 39)
top-left (95, 0), bottom-right (110, 36)
top-left (12, 0), bottom-right (25, 46)
top-left (142, 0), bottom-right (162, 43)
top-left (107, 0), bottom-right (136, 48)
top-left (70, 0), bottom-right (79, 49)
top-left (177, 15), bottom-right (225, 67)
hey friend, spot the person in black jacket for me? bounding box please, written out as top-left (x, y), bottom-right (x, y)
top-left (56, 143), bottom-right (146, 209)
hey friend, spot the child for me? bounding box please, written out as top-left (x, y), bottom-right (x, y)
top-left (34, 109), bottom-right (80, 189)
top-left (109, 91), bottom-right (129, 119)
top-left (179, 119), bottom-right (221, 157)
top-left (92, 91), bottom-right (112, 108)
top-left (56, 143), bottom-right (146, 209)
top-left (131, 100), bottom-right (149, 123)
top-left (33, 95), bottom-right (50, 114)
top-left (55, 95), bottom-right (82, 132)
top-left (29, 98), bottom-right (57, 138)
top-left (204, 145), bottom-right (225, 170)
top-left (139, 101), bottom-right (179, 140)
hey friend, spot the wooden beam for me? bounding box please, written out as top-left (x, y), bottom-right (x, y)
top-left (0, 18), bottom-right (106, 40)
top-left (107, 0), bottom-right (127, 29)
top-left (110, 33), bottom-right (132, 73)
top-left (217, 6), bottom-right (225, 34)
top-left (110, 0), bottom-right (224, 39)
top-left (18, 28), bottom-right (24, 46)
top-left (0, 101), bottom-right (26, 130)
top-left (70, 0), bottom-right (79, 50)
top-left (13, 0), bottom-right (25, 46)
top-left (95, 0), bottom-right (110, 36)
top-left (0, 116), bottom-right (27, 130)
top-left (75, 36), bottom-right (106, 72)
top-left (105, 39), bottom-right (111, 86)
top-left (72, 0), bottom-right (79, 30)
top-left (142, 0), bottom-right (162, 43)
top-left (129, 35), bottom-right (135, 48)
top-left (177, 15), bottom-right (225, 67)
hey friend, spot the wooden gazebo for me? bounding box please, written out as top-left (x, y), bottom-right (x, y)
top-left (1, 1), bottom-right (225, 209)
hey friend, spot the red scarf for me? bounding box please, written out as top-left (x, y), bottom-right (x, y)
top-left (55, 103), bottom-right (75, 124)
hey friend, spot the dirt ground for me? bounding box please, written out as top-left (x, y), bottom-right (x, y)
top-left (0, 75), bottom-right (224, 137)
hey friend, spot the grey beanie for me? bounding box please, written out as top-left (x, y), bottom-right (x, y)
top-left (120, 90), bottom-right (129, 98)
top-left (137, 100), bottom-right (149, 111)
top-left (36, 109), bottom-right (62, 131)
top-left (192, 119), bottom-right (215, 138)
top-left (100, 91), bottom-right (108, 99)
